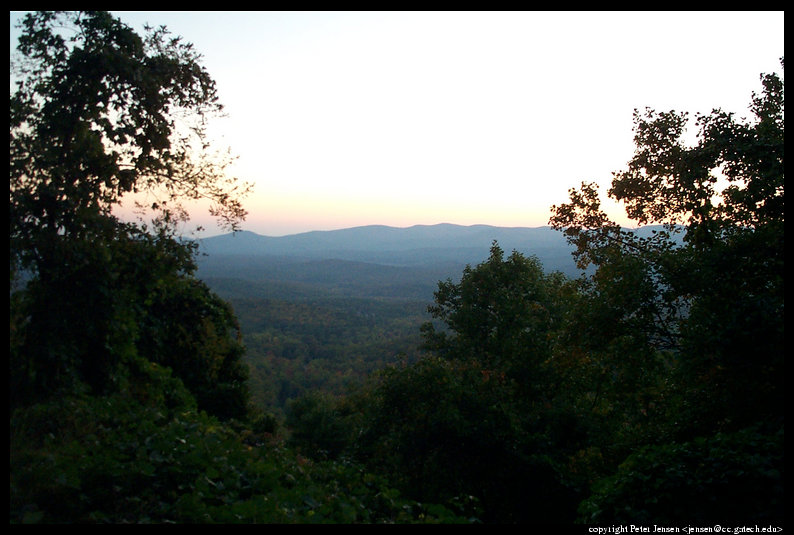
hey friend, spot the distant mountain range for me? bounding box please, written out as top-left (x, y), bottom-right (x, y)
top-left (194, 223), bottom-right (682, 301)
top-left (193, 224), bottom-right (581, 301)
top-left (195, 223), bottom-right (576, 269)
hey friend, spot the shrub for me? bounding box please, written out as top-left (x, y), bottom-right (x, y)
top-left (578, 425), bottom-right (784, 524)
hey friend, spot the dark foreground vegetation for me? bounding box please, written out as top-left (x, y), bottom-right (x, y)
top-left (10, 12), bottom-right (783, 524)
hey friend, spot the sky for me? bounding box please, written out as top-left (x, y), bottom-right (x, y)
top-left (10, 11), bottom-right (785, 237)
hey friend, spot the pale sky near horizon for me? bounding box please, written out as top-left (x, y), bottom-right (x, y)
top-left (10, 11), bottom-right (785, 237)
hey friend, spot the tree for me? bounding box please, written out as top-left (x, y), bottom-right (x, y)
top-left (136, 276), bottom-right (251, 421)
top-left (350, 355), bottom-right (577, 523)
top-left (421, 242), bottom-right (568, 394)
top-left (549, 60), bottom-right (784, 440)
top-left (549, 61), bottom-right (784, 523)
top-left (346, 246), bottom-right (582, 523)
top-left (10, 11), bottom-right (251, 257)
top-left (9, 11), bottom-right (252, 412)
top-left (419, 244), bottom-right (589, 445)
top-left (578, 425), bottom-right (784, 524)
top-left (285, 391), bottom-right (350, 458)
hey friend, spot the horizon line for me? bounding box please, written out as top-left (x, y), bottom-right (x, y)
top-left (194, 221), bottom-right (663, 240)
top-left (195, 222), bottom-right (558, 240)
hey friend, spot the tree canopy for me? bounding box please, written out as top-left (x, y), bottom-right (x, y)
top-left (549, 58), bottom-right (784, 439)
top-left (10, 11), bottom-right (251, 271)
top-left (9, 13), bottom-right (473, 525)
top-left (9, 12), bottom-right (783, 524)
top-left (305, 59), bottom-right (785, 524)
top-left (9, 10), bottom-right (252, 414)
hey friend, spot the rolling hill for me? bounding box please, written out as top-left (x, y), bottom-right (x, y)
top-left (195, 223), bottom-right (572, 265)
top-left (193, 224), bottom-right (581, 300)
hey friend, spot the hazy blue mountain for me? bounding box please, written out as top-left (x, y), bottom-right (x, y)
top-left (193, 224), bottom-right (679, 301)
top-left (192, 224), bottom-right (578, 301)
top-left (195, 224), bottom-right (573, 267)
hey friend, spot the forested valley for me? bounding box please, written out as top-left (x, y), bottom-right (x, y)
top-left (10, 12), bottom-right (784, 526)
top-left (220, 293), bottom-right (429, 415)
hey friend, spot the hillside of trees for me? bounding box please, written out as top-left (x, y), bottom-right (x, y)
top-left (10, 12), bottom-right (783, 525)
top-left (227, 295), bottom-right (428, 414)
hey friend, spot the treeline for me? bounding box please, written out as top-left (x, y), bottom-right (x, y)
top-left (10, 11), bottom-right (783, 525)
top-left (279, 59), bottom-right (785, 523)
top-left (10, 12), bottom-right (467, 524)
top-left (284, 242), bottom-right (783, 523)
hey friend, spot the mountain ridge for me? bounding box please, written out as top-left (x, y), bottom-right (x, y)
top-left (193, 223), bottom-right (675, 300)
top-left (195, 223), bottom-right (570, 262)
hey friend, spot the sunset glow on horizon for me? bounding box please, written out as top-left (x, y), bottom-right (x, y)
top-left (11, 11), bottom-right (784, 238)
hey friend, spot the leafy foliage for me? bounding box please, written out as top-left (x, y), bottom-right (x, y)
top-left (8, 12), bottom-right (471, 524)
top-left (578, 426), bottom-right (784, 524)
top-left (356, 357), bottom-right (578, 523)
top-left (546, 59), bottom-right (784, 522)
top-left (9, 11), bottom-right (783, 524)
top-left (331, 246), bottom-right (584, 523)
top-left (549, 59), bottom-right (784, 440)
top-left (227, 296), bottom-right (428, 414)
top-left (9, 11), bottom-right (253, 414)
top-left (296, 59), bottom-right (785, 524)
top-left (285, 391), bottom-right (351, 459)
top-left (11, 221), bottom-right (192, 403)
top-left (10, 391), bottom-right (467, 524)
top-left (421, 243), bottom-right (564, 371)
top-left (10, 11), bottom-right (251, 243)
top-left (137, 276), bottom-right (251, 421)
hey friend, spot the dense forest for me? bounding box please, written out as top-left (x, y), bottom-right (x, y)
top-left (10, 12), bottom-right (783, 525)
top-left (226, 295), bottom-right (429, 413)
